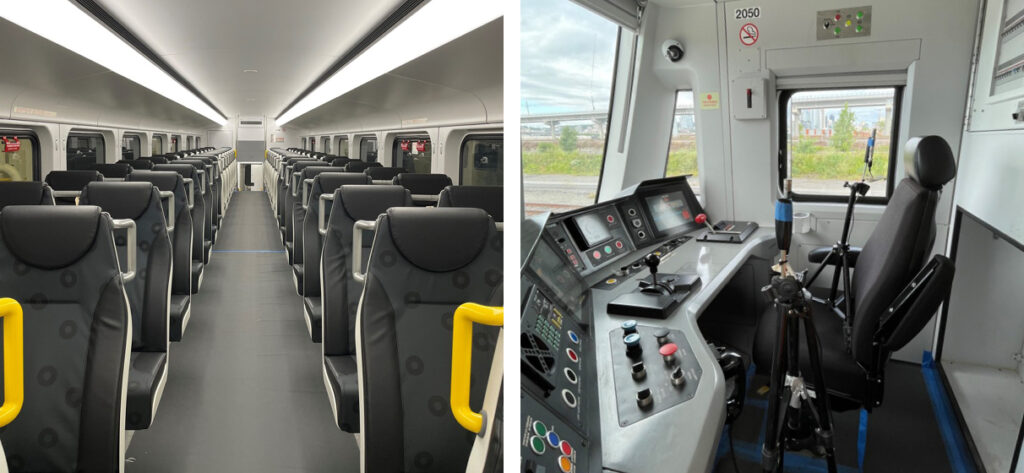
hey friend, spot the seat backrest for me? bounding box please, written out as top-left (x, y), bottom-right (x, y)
top-left (0, 205), bottom-right (131, 472)
top-left (291, 166), bottom-right (341, 265)
top-left (850, 135), bottom-right (956, 366)
top-left (358, 207), bottom-right (502, 472)
top-left (45, 170), bottom-right (104, 204)
top-left (89, 163), bottom-right (133, 179)
top-left (123, 159), bottom-right (154, 170)
top-left (365, 166), bottom-right (404, 182)
top-left (330, 157), bottom-right (352, 167)
top-left (126, 171), bottom-right (193, 296)
top-left (153, 164), bottom-right (206, 263)
top-left (393, 173), bottom-right (453, 196)
top-left (279, 158), bottom-right (318, 233)
top-left (438, 185), bottom-right (503, 222)
top-left (285, 162), bottom-right (329, 244)
top-left (150, 156), bottom-right (169, 164)
top-left (80, 182), bottom-right (171, 353)
top-left (0, 181), bottom-right (55, 209)
top-left (176, 159), bottom-right (217, 233)
top-left (343, 161), bottom-right (370, 173)
top-left (302, 173), bottom-right (373, 297)
top-left (322, 185), bottom-right (411, 357)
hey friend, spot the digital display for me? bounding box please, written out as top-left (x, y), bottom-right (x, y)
top-left (645, 191), bottom-right (692, 234)
top-left (572, 213), bottom-right (612, 248)
top-left (528, 239), bottom-right (587, 318)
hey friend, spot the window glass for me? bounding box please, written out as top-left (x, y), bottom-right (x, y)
top-left (301, 137), bottom-right (307, 150)
top-left (392, 137), bottom-right (431, 173)
top-left (337, 137), bottom-right (349, 157)
top-left (171, 135), bottom-right (180, 152)
top-left (782, 88), bottom-right (898, 200)
top-left (152, 135), bottom-right (164, 155)
top-left (122, 134), bottom-right (141, 160)
top-left (359, 137), bottom-right (378, 162)
top-left (665, 91), bottom-right (700, 196)
top-left (0, 133), bottom-right (38, 181)
top-left (521, 0), bottom-right (620, 215)
top-left (460, 136), bottom-right (503, 186)
top-left (196, 137), bottom-right (201, 148)
top-left (67, 133), bottom-right (104, 170)
top-left (322, 137), bottom-right (331, 154)
top-left (310, 138), bottom-right (316, 152)
top-left (187, 136), bottom-right (194, 150)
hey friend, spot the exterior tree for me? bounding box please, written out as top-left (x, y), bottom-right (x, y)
top-left (831, 104), bottom-right (855, 151)
top-left (559, 126), bottom-right (579, 152)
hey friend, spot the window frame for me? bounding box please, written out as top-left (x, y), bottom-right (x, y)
top-left (359, 136), bottom-right (378, 162)
top-left (777, 86), bottom-right (904, 205)
top-left (459, 133), bottom-right (503, 186)
top-left (0, 129), bottom-right (41, 181)
top-left (122, 133), bottom-right (142, 160)
top-left (590, 27), bottom-right (624, 205)
top-left (391, 134), bottom-right (431, 171)
top-left (301, 137), bottom-right (307, 150)
top-left (321, 136), bottom-right (331, 154)
top-left (66, 131), bottom-right (106, 169)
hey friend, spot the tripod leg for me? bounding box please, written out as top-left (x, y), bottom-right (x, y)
top-left (827, 249), bottom-right (843, 306)
top-left (761, 304), bottom-right (790, 473)
top-left (801, 311), bottom-right (839, 473)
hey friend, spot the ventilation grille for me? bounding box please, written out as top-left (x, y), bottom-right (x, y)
top-left (239, 120), bottom-right (264, 126)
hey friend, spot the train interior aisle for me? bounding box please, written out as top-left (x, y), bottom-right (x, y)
top-left (0, 1), bottom-right (504, 472)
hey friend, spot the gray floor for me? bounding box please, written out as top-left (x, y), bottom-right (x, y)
top-left (126, 191), bottom-right (359, 473)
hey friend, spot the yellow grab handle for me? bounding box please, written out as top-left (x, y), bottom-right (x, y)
top-left (450, 303), bottom-right (503, 434)
top-left (0, 298), bottom-right (24, 428)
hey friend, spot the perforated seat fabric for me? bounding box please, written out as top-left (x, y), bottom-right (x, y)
top-left (358, 207), bottom-right (502, 471)
top-left (126, 352), bottom-right (167, 430)
top-left (393, 173), bottom-right (453, 196)
top-left (322, 185), bottom-right (412, 349)
top-left (301, 173), bottom-right (372, 300)
top-left (0, 206), bottom-right (131, 472)
top-left (125, 171), bottom-right (193, 339)
top-left (438, 185), bottom-right (504, 222)
top-left (0, 181), bottom-right (55, 209)
top-left (365, 167), bottom-right (404, 181)
top-left (323, 355), bottom-right (360, 432)
top-left (45, 170), bottom-right (104, 205)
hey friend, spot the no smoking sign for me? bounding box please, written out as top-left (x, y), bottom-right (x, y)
top-left (739, 23), bottom-right (759, 46)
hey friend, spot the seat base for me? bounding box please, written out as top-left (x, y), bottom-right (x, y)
top-left (303, 296), bottom-right (322, 342)
top-left (292, 264), bottom-right (304, 295)
top-left (203, 240), bottom-right (213, 263)
top-left (323, 356), bottom-right (359, 433)
top-left (191, 262), bottom-right (204, 294)
top-left (169, 294), bottom-right (191, 341)
top-left (126, 352), bottom-right (168, 430)
top-left (284, 241), bottom-right (294, 264)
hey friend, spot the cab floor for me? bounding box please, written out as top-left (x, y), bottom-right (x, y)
top-left (126, 191), bottom-right (359, 473)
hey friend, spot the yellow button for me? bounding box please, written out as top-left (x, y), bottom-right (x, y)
top-left (845, 20), bottom-right (851, 27)
top-left (559, 455), bottom-right (574, 472)
top-left (606, 279), bottom-right (617, 285)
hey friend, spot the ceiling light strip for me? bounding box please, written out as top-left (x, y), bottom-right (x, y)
top-left (276, 0), bottom-right (502, 126)
top-left (0, 0), bottom-right (227, 125)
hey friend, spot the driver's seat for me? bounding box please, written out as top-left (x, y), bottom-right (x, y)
top-left (752, 135), bottom-right (957, 410)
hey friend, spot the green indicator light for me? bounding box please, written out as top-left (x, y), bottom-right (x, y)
top-left (856, 25), bottom-right (863, 32)
top-left (533, 421), bottom-right (547, 436)
top-left (834, 27), bottom-right (842, 34)
top-left (531, 436), bottom-right (546, 454)
top-left (857, 11), bottom-right (864, 19)
top-left (604, 246), bottom-right (613, 254)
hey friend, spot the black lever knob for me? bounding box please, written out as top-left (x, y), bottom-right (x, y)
top-left (645, 253), bottom-right (661, 284)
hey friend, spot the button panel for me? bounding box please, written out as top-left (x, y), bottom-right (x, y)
top-left (817, 6), bottom-right (872, 40)
top-left (521, 395), bottom-right (590, 473)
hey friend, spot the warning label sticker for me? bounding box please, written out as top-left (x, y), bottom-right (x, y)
top-left (739, 23), bottom-right (759, 46)
top-left (700, 93), bottom-right (720, 110)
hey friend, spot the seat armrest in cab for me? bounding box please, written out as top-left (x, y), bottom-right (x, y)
top-left (808, 246), bottom-right (861, 266)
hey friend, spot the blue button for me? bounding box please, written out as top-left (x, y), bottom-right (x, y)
top-left (621, 320), bottom-right (637, 332)
top-left (567, 330), bottom-right (579, 344)
top-left (624, 333), bottom-right (641, 347)
top-left (547, 430), bottom-right (560, 447)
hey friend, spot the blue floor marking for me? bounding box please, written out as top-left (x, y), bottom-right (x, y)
top-left (856, 409), bottom-right (868, 471)
top-left (211, 249), bottom-right (285, 253)
top-left (921, 351), bottom-right (978, 473)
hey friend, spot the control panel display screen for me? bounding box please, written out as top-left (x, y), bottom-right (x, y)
top-left (528, 238), bottom-right (587, 318)
top-left (572, 213), bottom-right (613, 248)
top-left (644, 191), bottom-right (692, 235)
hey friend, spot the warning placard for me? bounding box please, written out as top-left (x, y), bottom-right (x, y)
top-left (700, 93), bottom-right (720, 110)
top-left (739, 23), bottom-right (759, 46)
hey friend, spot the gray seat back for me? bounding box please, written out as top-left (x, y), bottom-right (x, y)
top-left (0, 182), bottom-right (55, 209)
top-left (153, 164), bottom-right (205, 264)
top-left (89, 163), bottom-right (133, 179)
top-left (0, 206), bottom-right (131, 472)
top-left (126, 171), bottom-right (193, 296)
top-left (302, 173), bottom-right (373, 296)
top-left (174, 159), bottom-right (215, 242)
top-left (291, 166), bottom-right (339, 266)
top-left (80, 182), bottom-right (172, 353)
top-left (343, 161), bottom-right (370, 173)
top-left (365, 166), bottom-right (404, 182)
top-left (322, 185), bottom-right (411, 357)
top-left (122, 159), bottom-right (154, 170)
top-left (44, 170), bottom-right (104, 205)
top-left (280, 159), bottom-right (319, 241)
top-left (849, 135), bottom-right (956, 367)
top-left (358, 207), bottom-right (502, 472)
top-left (437, 185), bottom-right (504, 222)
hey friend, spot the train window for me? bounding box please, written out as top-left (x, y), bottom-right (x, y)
top-left (392, 136), bottom-right (431, 173)
top-left (152, 135), bottom-right (164, 155)
top-left (122, 134), bottom-right (142, 160)
top-left (336, 137), bottom-right (349, 157)
top-left (310, 138), bottom-right (316, 152)
top-left (780, 87), bottom-right (901, 202)
top-left (0, 131), bottom-right (40, 182)
top-left (67, 133), bottom-right (105, 170)
top-left (171, 135), bottom-right (180, 152)
top-left (301, 137), bottom-right (307, 149)
top-left (186, 136), bottom-right (194, 149)
top-left (460, 135), bottom-right (502, 186)
top-left (196, 137), bottom-right (201, 148)
top-left (359, 137), bottom-right (378, 162)
top-left (665, 91), bottom-right (700, 196)
top-left (521, 0), bottom-right (620, 215)
top-left (321, 137), bottom-right (331, 154)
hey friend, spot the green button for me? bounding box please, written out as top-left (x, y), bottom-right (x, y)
top-left (604, 246), bottom-right (613, 254)
top-left (533, 420), bottom-right (547, 436)
top-left (856, 25), bottom-right (863, 32)
top-left (857, 11), bottom-right (864, 19)
top-left (834, 27), bottom-right (842, 34)
top-left (530, 435), bottom-right (546, 455)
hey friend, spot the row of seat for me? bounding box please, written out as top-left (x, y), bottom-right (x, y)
top-left (265, 148), bottom-right (505, 470)
top-left (0, 148), bottom-right (236, 471)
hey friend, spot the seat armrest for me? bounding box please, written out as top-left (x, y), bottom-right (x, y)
top-left (809, 246), bottom-right (861, 267)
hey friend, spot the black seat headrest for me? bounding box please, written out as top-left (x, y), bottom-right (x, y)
top-left (300, 166), bottom-right (337, 180)
top-left (80, 182), bottom-right (156, 220)
top-left (386, 207), bottom-right (492, 273)
top-left (153, 164), bottom-right (199, 180)
top-left (438, 186), bottom-right (503, 222)
top-left (393, 173), bottom-right (453, 195)
top-left (44, 170), bottom-right (103, 191)
top-left (904, 136), bottom-right (956, 190)
top-left (293, 161), bottom-right (325, 174)
top-left (317, 173), bottom-right (372, 194)
top-left (126, 170), bottom-right (182, 193)
top-left (150, 156), bottom-right (169, 164)
top-left (89, 163), bottom-right (133, 179)
top-left (365, 167), bottom-right (404, 181)
top-left (124, 159), bottom-right (155, 170)
top-left (0, 182), bottom-right (53, 209)
top-left (343, 161), bottom-right (370, 173)
top-left (331, 158), bottom-right (352, 167)
top-left (1, 205), bottom-right (103, 269)
top-left (338, 185), bottom-right (411, 222)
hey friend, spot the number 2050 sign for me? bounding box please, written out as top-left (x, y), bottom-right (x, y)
top-left (735, 7), bottom-right (761, 20)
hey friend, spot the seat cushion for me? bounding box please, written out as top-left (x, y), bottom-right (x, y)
top-left (285, 241), bottom-right (294, 263)
top-left (304, 296), bottom-right (322, 342)
top-left (203, 240), bottom-right (213, 263)
top-left (126, 352), bottom-right (168, 430)
top-left (169, 294), bottom-right (190, 342)
top-left (753, 296), bottom-right (868, 408)
top-left (191, 262), bottom-right (204, 294)
top-left (293, 263), bottom-right (304, 296)
top-left (324, 355), bottom-right (360, 433)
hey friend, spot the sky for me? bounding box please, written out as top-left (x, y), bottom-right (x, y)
top-left (520, 0), bottom-right (619, 117)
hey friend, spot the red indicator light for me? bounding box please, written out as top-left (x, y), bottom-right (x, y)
top-left (606, 215), bottom-right (615, 223)
top-left (834, 13), bottom-right (841, 21)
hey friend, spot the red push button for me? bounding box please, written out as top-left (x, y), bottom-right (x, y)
top-left (615, 240), bottom-right (623, 249)
top-left (592, 250), bottom-right (601, 259)
top-left (606, 215), bottom-right (615, 223)
top-left (566, 348), bottom-right (579, 363)
top-left (659, 343), bottom-right (678, 357)
top-left (560, 440), bottom-right (573, 456)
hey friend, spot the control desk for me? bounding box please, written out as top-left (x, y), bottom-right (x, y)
top-left (521, 176), bottom-right (776, 473)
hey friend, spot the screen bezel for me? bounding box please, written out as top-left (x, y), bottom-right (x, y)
top-left (637, 177), bottom-right (704, 239)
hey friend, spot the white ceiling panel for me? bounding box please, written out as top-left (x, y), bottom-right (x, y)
top-left (97, 0), bottom-right (406, 117)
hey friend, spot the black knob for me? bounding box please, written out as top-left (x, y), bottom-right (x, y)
top-left (636, 388), bottom-right (654, 409)
top-left (631, 361), bottom-right (647, 381)
top-left (671, 368), bottom-right (686, 388)
top-left (645, 253), bottom-right (661, 276)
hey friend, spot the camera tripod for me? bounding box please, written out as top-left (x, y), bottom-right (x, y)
top-left (760, 271), bottom-right (839, 473)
